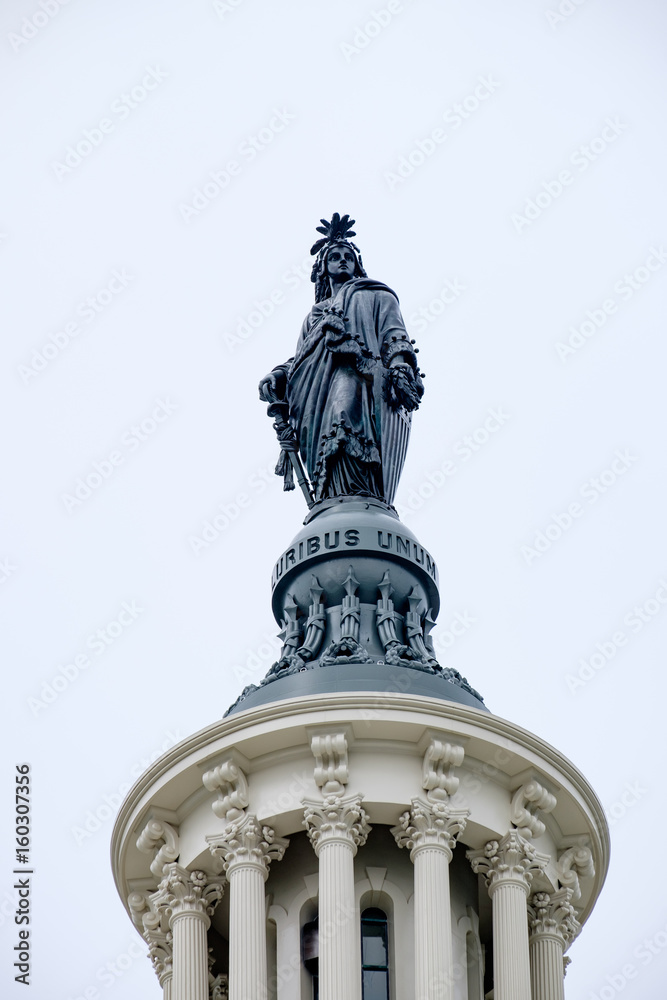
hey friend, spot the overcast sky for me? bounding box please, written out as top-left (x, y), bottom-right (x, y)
top-left (2, 1), bottom-right (667, 997)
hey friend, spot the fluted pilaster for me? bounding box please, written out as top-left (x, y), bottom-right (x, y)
top-left (529, 889), bottom-right (580, 1000)
top-left (304, 792), bottom-right (370, 1000)
top-left (468, 831), bottom-right (548, 1000)
top-left (148, 865), bottom-right (224, 1000)
top-left (208, 813), bottom-right (288, 1000)
top-left (173, 911), bottom-right (208, 1000)
top-left (393, 797), bottom-right (467, 1000)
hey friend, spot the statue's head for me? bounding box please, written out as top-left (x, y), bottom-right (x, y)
top-left (310, 214), bottom-right (367, 302)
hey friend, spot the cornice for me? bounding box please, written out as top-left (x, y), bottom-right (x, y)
top-left (111, 691), bottom-right (610, 927)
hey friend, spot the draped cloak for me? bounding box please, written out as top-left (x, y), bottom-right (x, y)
top-left (280, 278), bottom-right (418, 504)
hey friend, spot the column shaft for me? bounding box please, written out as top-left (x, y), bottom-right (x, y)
top-left (172, 911), bottom-right (209, 1000)
top-left (530, 934), bottom-right (565, 1000)
top-left (318, 840), bottom-right (359, 1000)
top-left (413, 846), bottom-right (453, 1000)
top-left (162, 975), bottom-right (173, 1000)
top-left (229, 864), bottom-right (268, 1000)
top-left (491, 881), bottom-right (531, 1000)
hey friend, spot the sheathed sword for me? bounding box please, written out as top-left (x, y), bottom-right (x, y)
top-left (264, 396), bottom-right (315, 509)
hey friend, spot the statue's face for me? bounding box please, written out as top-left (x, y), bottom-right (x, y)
top-left (326, 244), bottom-right (356, 282)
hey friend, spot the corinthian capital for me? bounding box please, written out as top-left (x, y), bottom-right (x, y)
top-left (528, 889), bottom-right (581, 948)
top-left (467, 829), bottom-right (549, 895)
top-left (206, 813), bottom-right (289, 878)
top-left (128, 889), bottom-right (173, 984)
top-left (154, 864), bottom-right (224, 924)
top-left (391, 797), bottom-right (468, 861)
top-left (147, 937), bottom-right (173, 984)
top-left (303, 792), bottom-right (371, 855)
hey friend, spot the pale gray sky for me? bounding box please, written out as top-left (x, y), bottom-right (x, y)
top-left (2, 1), bottom-right (667, 997)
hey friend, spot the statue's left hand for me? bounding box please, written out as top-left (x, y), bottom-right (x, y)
top-left (384, 364), bottom-right (424, 412)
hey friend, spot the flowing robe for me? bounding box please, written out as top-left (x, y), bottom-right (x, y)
top-left (278, 278), bottom-right (418, 504)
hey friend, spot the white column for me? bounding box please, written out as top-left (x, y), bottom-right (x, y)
top-left (209, 813), bottom-right (288, 1000)
top-left (528, 890), bottom-right (580, 1000)
top-left (392, 798), bottom-right (467, 1000)
top-left (468, 831), bottom-right (548, 1000)
top-left (304, 792), bottom-right (370, 1000)
top-left (128, 888), bottom-right (174, 1000)
top-left (156, 865), bottom-right (224, 1000)
top-left (149, 940), bottom-right (173, 1000)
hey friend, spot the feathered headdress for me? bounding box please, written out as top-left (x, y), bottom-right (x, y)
top-left (310, 212), bottom-right (366, 301)
top-left (310, 212), bottom-right (357, 256)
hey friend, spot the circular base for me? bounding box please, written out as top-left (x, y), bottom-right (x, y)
top-left (225, 661), bottom-right (488, 716)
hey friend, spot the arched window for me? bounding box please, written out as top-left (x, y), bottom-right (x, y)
top-left (361, 907), bottom-right (390, 1000)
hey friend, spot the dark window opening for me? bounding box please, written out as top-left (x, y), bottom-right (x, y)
top-left (361, 907), bottom-right (389, 1000)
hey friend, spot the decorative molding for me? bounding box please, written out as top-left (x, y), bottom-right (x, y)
top-left (376, 570), bottom-right (423, 667)
top-left (555, 845), bottom-right (595, 900)
top-left (311, 732), bottom-right (349, 795)
top-left (405, 587), bottom-right (439, 667)
top-left (391, 797), bottom-right (468, 861)
top-left (128, 889), bottom-right (173, 984)
top-left (136, 819), bottom-right (180, 880)
top-left (207, 813), bottom-right (288, 878)
top-left (153, 864), bottom-right (224, 924)
top-left (511, 780), bottom-right (557, 839)
top-left (467, 829), bottom-right (549, 894)
top-left (303, 792), bottom-right (371, 854)
top-left (528, 889), bottom-right (581, 948)
top-left (147, 936), bottom-right (173, 983)
top-left (210, 973), bottom-right (228, 1000)
top-left (422, 739), bottom-right (465, 801)
top-left (202, 759), bottom-right (249, 822)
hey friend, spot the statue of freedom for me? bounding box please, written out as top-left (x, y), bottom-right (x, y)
top-left (259, 214), bottom-right (425, 508)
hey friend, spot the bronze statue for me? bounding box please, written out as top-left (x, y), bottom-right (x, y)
top-left (259, 214), bottom-right (425, 508)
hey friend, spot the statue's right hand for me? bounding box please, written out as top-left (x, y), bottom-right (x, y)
top-left (258, 372), bottom-right (279, 402)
